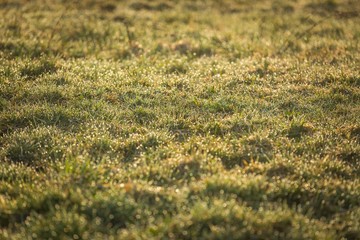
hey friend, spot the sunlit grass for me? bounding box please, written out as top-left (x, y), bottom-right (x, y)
top-left (1, 0), bottom-right (359, 239)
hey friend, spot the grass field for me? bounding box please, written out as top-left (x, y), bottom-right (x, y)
top-left (0, 0), bottom-right (359, 239)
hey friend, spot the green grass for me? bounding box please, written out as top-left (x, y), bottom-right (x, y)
top-left (0, 0), bottom-right (359, 239)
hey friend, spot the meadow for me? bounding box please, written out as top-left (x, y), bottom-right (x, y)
top-left (0, 0), bottom-right (359, 239)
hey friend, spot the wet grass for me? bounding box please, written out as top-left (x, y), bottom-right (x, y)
top-left (0, 0), bottom-right (359, 239)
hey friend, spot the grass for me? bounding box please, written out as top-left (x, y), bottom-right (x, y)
top-left (0, 0), bottom-right (359, 239)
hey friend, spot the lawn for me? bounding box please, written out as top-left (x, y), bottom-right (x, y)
top-left (0, 0), bottom-right (359, 239)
